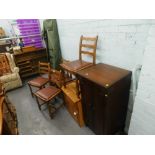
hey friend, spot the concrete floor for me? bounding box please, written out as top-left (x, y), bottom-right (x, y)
top-left (7, 81), bottom-right (94, 135)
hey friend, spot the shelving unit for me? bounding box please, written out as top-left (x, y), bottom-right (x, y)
top-left (16, 19), bottom-right (43, 48)
top-left (13, 48), bottom-right (47, 79)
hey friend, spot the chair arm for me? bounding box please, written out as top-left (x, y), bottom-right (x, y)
top-left (13, 67), bottom-right (20, 73)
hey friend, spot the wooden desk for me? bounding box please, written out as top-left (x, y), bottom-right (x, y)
top-left (13, 48), bottom-right (47, 78)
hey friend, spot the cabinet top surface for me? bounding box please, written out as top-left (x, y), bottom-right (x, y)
top-left (13, 47), bottom-right (46, 56)
top-left (77, 63), bottom-right (131, 88)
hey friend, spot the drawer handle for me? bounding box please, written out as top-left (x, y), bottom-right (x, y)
top-left (73, 112), bottom-right (78, 115)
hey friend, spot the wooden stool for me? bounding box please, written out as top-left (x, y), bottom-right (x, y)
top-left (34, 86), bottom-right (62, 119)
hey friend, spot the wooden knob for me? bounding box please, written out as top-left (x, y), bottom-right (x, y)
top-left (105, 84), bottom-right (109, 87)
top-left (74, 112), bottom-right (77, 115)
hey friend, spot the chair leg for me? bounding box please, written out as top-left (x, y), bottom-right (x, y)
top-left (28, 84), bottom-right (34, 97)
top-left (35, 96), bottom-right (41, 110)
top-left (48, 103), bottom-right (56, 119)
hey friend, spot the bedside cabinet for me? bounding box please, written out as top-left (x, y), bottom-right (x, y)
top-left (61, 81), bottom-right (84, 127)
top-left (77, 63), bottom-right (132, 134)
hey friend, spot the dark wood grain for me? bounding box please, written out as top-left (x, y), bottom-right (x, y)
top-left (77, 63), bottom-right (132, 135)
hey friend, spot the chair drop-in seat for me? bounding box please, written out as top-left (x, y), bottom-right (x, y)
top-left (60, 60), bottom-right (93, 73)
top-left (35, 86), bottom-right (61, 101)
top-left (34, 86), bottom-right (62, 119)
top-left (28, 77), bottom-right (49, 87)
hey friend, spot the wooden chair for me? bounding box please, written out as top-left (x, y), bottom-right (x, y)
top-left (28, 62), bottom-right (51, 97)
top-left (34, 69), bottom-right (65, 119)
top-left (34, 86), bottom-right (62, 119)
top-left (60, 35), bottom-right (98, 96)
top-left (60, 35), bottom-right (98, 74)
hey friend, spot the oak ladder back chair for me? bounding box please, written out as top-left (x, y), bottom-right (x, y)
top-left (34, 69), bottom-right (64, 119)
top-left (60, 35), bottom-right (98, 97)
top-left (28, 62), bottom-right (51, 97)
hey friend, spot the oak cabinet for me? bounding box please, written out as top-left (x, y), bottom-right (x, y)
top-left (77, 63), bottom-right (132, 134)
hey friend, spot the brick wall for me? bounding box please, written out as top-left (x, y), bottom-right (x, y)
top-left (57, 19), bottom-right (151, 70)
top-left (129, 22), bottom-right (155, 134)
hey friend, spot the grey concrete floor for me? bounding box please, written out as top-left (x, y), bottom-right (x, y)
top-left (7, 80), bottom-right (94, 135)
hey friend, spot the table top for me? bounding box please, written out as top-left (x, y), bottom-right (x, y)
top-left (77, 63), bottom-right (132, 88)
top-left (13, 47), bottom-right (46, 56)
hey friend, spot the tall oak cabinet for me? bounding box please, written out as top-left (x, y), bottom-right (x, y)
top-left (77, 63), bottom-right (131, 135)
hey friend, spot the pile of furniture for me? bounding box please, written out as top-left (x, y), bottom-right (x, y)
top-left (26, 35), bottom-right (132, 135)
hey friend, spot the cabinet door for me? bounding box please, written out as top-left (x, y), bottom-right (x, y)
top-left (79, 77), bottom-right (94, 128)
top-left (79, 77), bottom-right (107, 134)
top-left (92, 85), bottom-right (107, 134)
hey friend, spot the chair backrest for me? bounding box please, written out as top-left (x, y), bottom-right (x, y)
top-left (79, 35), bottom-right (98, 64)
top-left (49, 69), bottom-right (64, 88)
top-left (38, 62), bottom-right (51, 75)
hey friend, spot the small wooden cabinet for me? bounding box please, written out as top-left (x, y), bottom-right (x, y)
top-left (77, 63), bottom-right (132, 134)
top-left (13, 48), bottom-right (47, 78)
top-left (61, 81), bottom-right (84, 127)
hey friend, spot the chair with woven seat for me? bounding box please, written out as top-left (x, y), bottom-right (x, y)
top-left (34, 86), bottom-right (62, 119)
top-left (28, 62), bottom-right (51, 97)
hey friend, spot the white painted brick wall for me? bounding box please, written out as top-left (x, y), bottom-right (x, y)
top-left (57, 19), bottom-right (151, 70)
top-left (129, 24), bottom-right (155, 134)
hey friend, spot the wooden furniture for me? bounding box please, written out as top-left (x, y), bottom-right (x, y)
top-left (28, 62), bottom-right (51, 97)
top-left (0, 82), bottom-right (18, 135)
top-left (61, 81), bottom-right (84, 127)
top-left (34, 86), bottom-right (62, 119)
top-left (77, 63), bottom-right (132, 134)
top-left (60, 36), bottom-right (98, 96)
top-left (60, 35), bottom-right (98, 75)
top-left (79, 35), bottom-right (98, 64)
top-left (13, 48), bottom-right (47, 78)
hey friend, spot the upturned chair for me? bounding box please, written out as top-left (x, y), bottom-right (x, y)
top-left (28, 62), bottom-right (51, 97)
